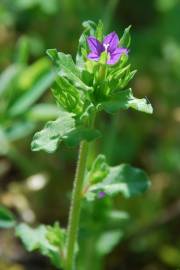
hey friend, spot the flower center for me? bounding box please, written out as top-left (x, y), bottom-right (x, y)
top-left (103, 43), bottom-right (109, 51)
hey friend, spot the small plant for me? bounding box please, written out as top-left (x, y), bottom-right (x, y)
top-left (0, 20), bottom-right (153, 270)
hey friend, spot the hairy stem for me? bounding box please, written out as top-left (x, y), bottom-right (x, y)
top-left (65, 115), bottom-right (95, 270)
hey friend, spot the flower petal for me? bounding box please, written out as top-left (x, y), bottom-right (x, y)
top-left (107, 48), bottom-right (128, 65)
top-left (87, 36), bottom-right (104, 55)
top-left (87, 52), bottom-right (100, 61)
top-left (103, 32), bottom-right (119, 53)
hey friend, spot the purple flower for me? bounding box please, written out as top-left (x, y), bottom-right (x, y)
top-left (87, 32), bottom-right (128, 65)
top-left (98, 191), bottom-right (106, 199)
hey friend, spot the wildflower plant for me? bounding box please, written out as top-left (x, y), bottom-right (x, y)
top-left (0, 20), bottom-right (153, 270)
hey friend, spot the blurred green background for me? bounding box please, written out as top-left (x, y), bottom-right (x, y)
top-left (0, 0), bottom-right (180, 269)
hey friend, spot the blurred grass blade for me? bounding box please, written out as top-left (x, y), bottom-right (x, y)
top-left (8, 71), bottom-right (55, 116)
top-left (0, 65), bottom-right (22, 97)
top-left (27, 103), bottom-right (61, 121)
top-left (15, 36), bottom-right (30, 65)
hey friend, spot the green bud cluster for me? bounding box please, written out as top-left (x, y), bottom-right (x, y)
top-left (31, 20), bottom-right (152, 154)
top-left (46, 20), bottom-right (149, 124)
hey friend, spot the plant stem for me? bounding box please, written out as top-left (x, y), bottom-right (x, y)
top-left (65, 115), bottom-right (95, 270)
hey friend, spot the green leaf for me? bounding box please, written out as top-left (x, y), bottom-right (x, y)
top-left (102, 89), bottom-right (153, 114)
top-left (0, 206), bottom-right (16, 229)
top-left (85, 162), bottom-right (151, 201)
top-left (129, 95), bottom-right (153, 114)
top-left (31, 111), bottom-right (75, 153)
top-left (108, 64), bottom-right (136, 90)
top-left (82, 20), bottom-right (96, 34)
top-left (52, 76), bottom-right (84, 115)
top-left (76, 20), bottom-right (96, 66)
top-left (99, 51), bottom-right (108, 65)
top-left (47, 49), bottom-right (92, 91)
top-left (31, 111), bottom-right (100, 153)
top-left (81, 70), bottom-right (94, 86)
top-left (47, 49), bottom-right (80, 77)
top-left (64, 127), bottom-right (101, 147)
top-left (16, 223), bottom-right (65, 269)
top-left (119, 25), bottom-right (131, 48)
top-left (46, 222), bottom-right (66, 249)
top-left (108, 64), bottom-right (131, 81)
top-left (86, 154), bottom-right (109, 184)
top-left (96, 230), bottom-right (123, 256)
top-left (76, 31), bottom-right (89, 66)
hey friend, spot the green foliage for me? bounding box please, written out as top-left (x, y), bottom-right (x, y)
top-left (0, 38), bottom-right (59, 163)
top-left (52, 76), bottom-right (84, 115)
top-left (0, 206), bottom-right (16, 229)
top-left (16, 223), bottom-right (66, 269)
top-left (31, 111), bottom-right (75, 153)
top-left (95, 230), bottom-right (123, 256)
top-left (47, 49), bottom-right (80, 77)
top-left (76, 20), bottom-right (97, 66)
top-left (0, 16), bottom-right (154, 270)
top-left (0, 129), bottom-right (10, 155)
top-left (159, 245), bottom-right (180, 268)
top-left (102, 88), bottom-right (153, 114)
top-left (0, 65), bottom-right (22, 96)
top-left (46, 222), bottom-right (66, 249)
top-left (64, 127), bottom-right (101, 147)
top-left (29, 21), bottom-right (152, 270)
top-left (84, 155), bottom-right (150, 201)
top-left (78, 198), bottom-right (129, 270)
top-left (47, 49), bottom-right (92, 92)
top-left (0, 0), bottom-right (179, 269)
top-left (33, 20), bottom-right (153, 155)
top-left (95, 20), bottom-right (104, 42)
top-left (13, 0), bottom-right (59, 14)
top-left (86, 154), bottom-right (110, 184)
top-left (8, 69), bottom-right (55, 117)
top-left (119, 25), bottom-right (131, 48)
top-left (31, 111), bottom-right (100, 153)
